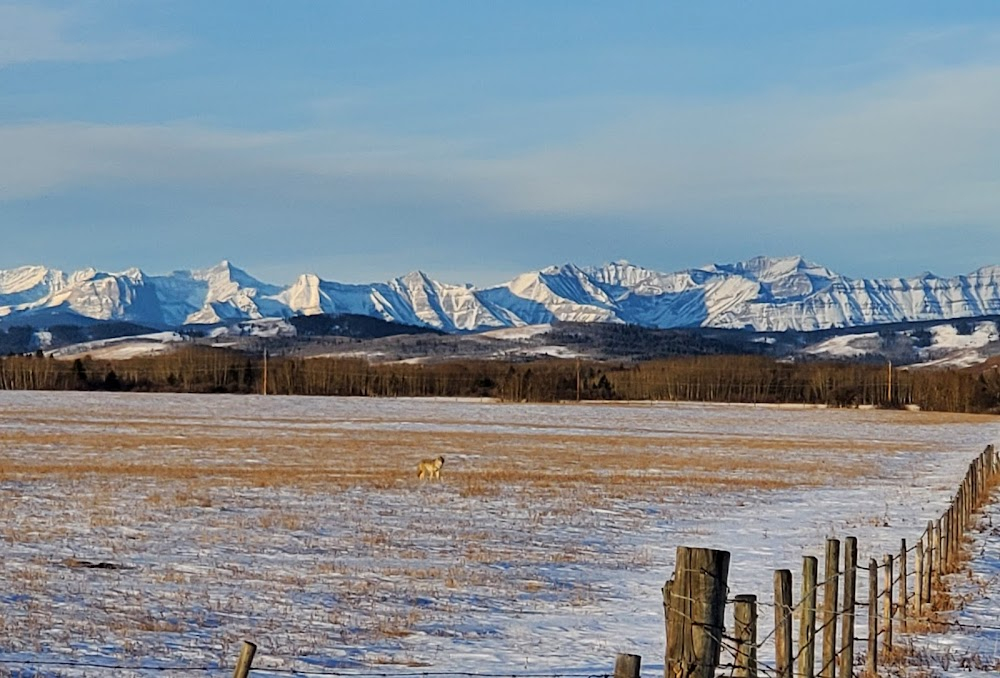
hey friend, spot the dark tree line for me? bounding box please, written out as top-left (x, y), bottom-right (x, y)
top-left (1, 347), bottom-right (999, 413)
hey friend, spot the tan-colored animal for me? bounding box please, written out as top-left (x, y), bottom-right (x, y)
top-left (417, 455), bottom-right (445, 480)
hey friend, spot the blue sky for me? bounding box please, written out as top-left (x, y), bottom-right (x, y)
top-left (2, 2), bottom-right (1000, 286)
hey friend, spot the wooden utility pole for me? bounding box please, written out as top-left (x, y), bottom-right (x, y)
top-left (576, 358), bottom-right (582, 401)
top-left (263, 348), bottom-right (268, 396)
top-left (887, 359), bottom-right (893, 403)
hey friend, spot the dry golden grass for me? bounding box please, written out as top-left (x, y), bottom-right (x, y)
top-left (0, 394), bottom-right (990, 664)
top-left (0, 417), bottom-right (881, 500)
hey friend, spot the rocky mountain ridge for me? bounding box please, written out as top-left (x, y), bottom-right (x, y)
top-left (2, 256), bottom-right (999, 333)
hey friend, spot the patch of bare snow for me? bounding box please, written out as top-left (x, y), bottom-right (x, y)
top-left (48, 331), bottom-right (187, 360)
top-left (803, 332), bottom-right (879, 358)
top-left (479, 324), bottom-right (553, 340)
top-left (929, 322), bottom-right (998, 351)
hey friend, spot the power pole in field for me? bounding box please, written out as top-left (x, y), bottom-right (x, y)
top-left (887, 360), bottom-right (892, 404)
top-left (263, 348), bottom-right (268, 396)
top-left (576, 358), bottom-right (582, 402)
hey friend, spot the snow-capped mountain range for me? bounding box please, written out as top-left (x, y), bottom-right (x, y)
top-left (2, 256), bottom-right (1000, 333)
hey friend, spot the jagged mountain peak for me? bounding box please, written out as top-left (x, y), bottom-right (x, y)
top-left (193, 259), bottom-right (254, 284)
top-left (398, 270), bottom-right (435, 286)
top-left (970, 265), bottom-right (1000, 279)
top-left (3, 257), bottom-right (1000, 334)
top-left (589, 260), bottom-right (663, 288)
top-left (0, 265), bottom-right (57, 294)
top-left (710, 255), bottom-right (839, 282)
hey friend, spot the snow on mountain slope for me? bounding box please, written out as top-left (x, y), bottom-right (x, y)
top-left (3, 256), bottom-right (1000, 334)
top-left (385, 272), bottom-right (506, 331)
top-left (152, 260), bottom-right (285, 325)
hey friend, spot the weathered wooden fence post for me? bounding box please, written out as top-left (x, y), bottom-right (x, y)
top-left (866, 559), bottom-right (878, 677)
top-left (233, 641), bottom-right (257, 678)
top-left (933, 518), bottom-right (943, 592)
top-left (947, 501), bottom-right (955, 569)
top-left (615, 654), bottom-right (641, 678)
top-left (941, 514), bottom-right (950, 575)
top-left (838, 537), bottom-right (857, 678)
top-left (951, 495), bottom-right (961, 564)
top-left (734, 595), bottom-right (757, 678)
top-left (923, 523), bottom-right (933, 609)
top-left (897, 538), bottom-right (907, 632)
top-left (799, 555), bottom-right (819, 678)
top-left (914, 540), bottom-right (924, 616)
top-left (882, 554), bottom-right (893, 657)
top-left (820, 538), bottom-right (840, 678)
top-left (662, 577), bottom-right (673, 677)
top-left (774, 569), bottom-right (793, 678)
top-left (666, 547), bottom-right (730, 678)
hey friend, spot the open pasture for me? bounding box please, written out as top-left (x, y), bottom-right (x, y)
top-left (0, 392), bottom-right (996, 676)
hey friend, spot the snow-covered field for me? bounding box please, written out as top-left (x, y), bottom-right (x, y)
top-left (0, 392), bottom-right (998, 677)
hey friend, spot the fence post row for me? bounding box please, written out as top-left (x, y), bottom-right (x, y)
top-left (654, 445), bottom-right (997, 678)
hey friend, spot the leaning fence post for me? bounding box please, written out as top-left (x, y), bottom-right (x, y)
top-left (666, 546), bottom-right (730, 678)
top-left (774, 569), bottom-right (793, 678)
top-left (820, 538), bottom-right (840, 678)
top-left (799, 555), bottom-right (819, 678)
top-left (615, 654), bottom-right (641, 678)
top-left (233, 640), bottom-right (257, 678)
top-left (882, 554), bottom-right (893, 658)
top-left (734, 595), bottom-right (758, 678)
top-left (866, 559), bottom-right (878, 677)
top-left (897, 538), bottom-right (907, 632)
top-left (838, 537), bottom-right (857, 678)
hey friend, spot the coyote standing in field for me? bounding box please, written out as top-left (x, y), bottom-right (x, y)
top-left (417, 455), bottom-right (445, 481)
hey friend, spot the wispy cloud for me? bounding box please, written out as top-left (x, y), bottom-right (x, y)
top-left (0, 3), bottom-right (179, 68)
top-left (476, 62), bottom-right (1000, 229)
top-left (3, 60), bottom-right (1000, 238)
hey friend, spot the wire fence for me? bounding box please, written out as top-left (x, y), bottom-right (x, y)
top-left (0, 654), bottom-right (615, 678)
top-left (662, 443), bottom-right (1000, 678)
